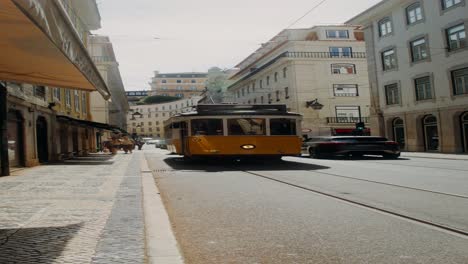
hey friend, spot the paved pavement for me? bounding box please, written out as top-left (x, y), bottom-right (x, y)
top-left (0, 152), bottom-right (146, 263)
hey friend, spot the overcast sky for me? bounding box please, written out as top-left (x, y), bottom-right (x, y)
top-left (95, 0), bottom-right (381, 91)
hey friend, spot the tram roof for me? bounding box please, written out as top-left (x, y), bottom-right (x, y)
top-left (176, 104), bottom-right (301, 117)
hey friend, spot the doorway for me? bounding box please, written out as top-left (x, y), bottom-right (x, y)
top-left (462, 112), bottom-right (468, 152)
top-left (7, 110), bottom-right (24, 167)
top-left (392, 118), bottom-right (405, 149)
top-left (36, 116), bottom-right (48, 163)
top-left (423, 115), bottom-right (439, 151)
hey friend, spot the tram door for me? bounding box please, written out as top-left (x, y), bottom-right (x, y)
top-left (180, 121), bottom-right (188, 155)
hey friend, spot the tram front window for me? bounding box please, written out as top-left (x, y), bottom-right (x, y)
top-left (228, 118), bottom-right (266, 135)
top-left (270, 118), bottom-right (297, 135)
top-left (191, 119), bottom-right (223, 135)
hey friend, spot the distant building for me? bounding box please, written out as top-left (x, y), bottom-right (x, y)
top-left (125, 90), bottom-right (149, 105)
top-left (348, 0), bottom-right (468, 153)
top-left (227, 25), bottom-right (371, 136)
top-left (127, 96), bottom-right (202, 138)
top-left (88, 35), bottom-right (129, 133)
top-left (149, 71), bottom-right (208, 99)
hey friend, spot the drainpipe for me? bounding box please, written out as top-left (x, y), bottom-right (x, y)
top-left (0, 83), bottom-right (10, 176)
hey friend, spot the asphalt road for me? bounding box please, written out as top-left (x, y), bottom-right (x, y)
top-left (145, 148), bottom-right (468, 264)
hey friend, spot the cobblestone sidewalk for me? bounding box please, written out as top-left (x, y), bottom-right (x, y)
top-left (0, 152), bottom-right (146, 263)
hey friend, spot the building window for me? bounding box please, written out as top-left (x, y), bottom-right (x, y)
top-left (247, 100), bottom-right (251, 104)
top-left (410, 38), bottom-right (428, 62)
top-left (162, 87), bottom-right (168, 90)
top-left (241, 88), bottom-right (245, 96)
top-left (33, 85), bottom-right (46, 99)
top-left (285, 87), bottom-right (289, 99)
top-left (247, 85), bottom-right (250, 94)
top-left (190, 86), bottom-right (197, 90)
top-left (283, 67), bottom-right (287, 78)
top-left (162, 80), bottom-right (167, 83)
top-left (148, 122), bottom-right (152, 126)
top-left (331, 64), bottom-right (356, 74)
top-left (333, 84), bottom-right (359, 96)
top-left (330, 47), bottom-right (352, 57)
top-left (82, 93), bottom-right (87, 114)
top-left (236, 91), bottom-right (240, 98)
top-left (385, 83), bottom-right (400, 105)
top-left (274, 72), bottom-right (278, 82)
top-left (446, 24), bottom-right (466, 51)
top-left (260, 80), bottom-right (263, 88)
top-left (176, 93), bottom-right (184, 98)
top-left (442, 0), bottom-right (462, 9)
top-left (74, 91), bottom-right (80, 112)
top-left (378, 18), bottom-right (393, 37)
top-left (266, 76), bottom-right (270, 85)
top-left (406, 2), bottom-right (423, 25)
top-left (260, 96), bottom-right (264, 104)
top-left (253, 98), bottom-right (257, 104)
top-left (382, 49), bottom-right (397, 71)
top-left (326, 30), bottom-right (349, 39)
top-left (191, 80), bottom-right (196, 83)
top-left (452, 67), bottom-right (468, 95)
top-left (268, 94), bottom-right (272, 104)
top-left (177, 80), bottom-right (181, 83)
top-left (336, 106), bottom-right (361, 122)
top-left (276, 90), bottom-right (280, 101)
top-left (415, 76), bottom-right (433, 101)
top-left (176, 86), bottom-right (182, 90)
top-left (252, 83), bottom-right (256, 92)
top-left (53, 88), bottom-right (61, 101)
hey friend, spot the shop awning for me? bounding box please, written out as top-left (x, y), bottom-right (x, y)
top-left (57, 115), bottom-right (127, 134)
top-left (0, 0), bottom-right (111, 99)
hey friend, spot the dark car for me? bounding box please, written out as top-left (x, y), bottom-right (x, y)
top-left (302, 136), bottom-right (400, 159)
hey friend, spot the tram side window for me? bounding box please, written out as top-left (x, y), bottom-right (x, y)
top-left (228, 118), bottom-right (266, 135)
top-left (191, 119), bottom-right (223, 135)
top-left (270, 118), bottom-right (297, 135)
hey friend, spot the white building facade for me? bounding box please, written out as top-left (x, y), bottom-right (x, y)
top-left (127, 96), bottom-right (202, 138)
top-left (226, 26), bottom-right (371, 136)
top-left (348, 0), bottom-right (468, 153)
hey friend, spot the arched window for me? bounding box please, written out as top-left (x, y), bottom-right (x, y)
top-left (423, 115), bottom-right (439, 151)
top-left (392, 118), bottom-right (405, 148)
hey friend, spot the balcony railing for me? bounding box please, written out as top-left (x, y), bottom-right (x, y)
top-left (285, 51), bottom-right (367, 59)
top-left (92, 56), bottom-right (115, 63)
top-left (327, 117), bottom-right (369, 124)
top-left (334, 93), bottom-right (359, 97)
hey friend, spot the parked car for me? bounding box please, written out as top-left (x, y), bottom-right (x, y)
top-left (146, 139), bottom-right (159, 145)
top-left (155, 139), bottom-right (167, 149)
top-left (302, 136), bottom-right (400, 159)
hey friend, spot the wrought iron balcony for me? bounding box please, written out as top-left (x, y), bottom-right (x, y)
top-left (327, 117), bottom-right (369, 124)
top-left (334, 93), bottom-right (359, 97)
top-left (285, 51), bottom-right (366, 59)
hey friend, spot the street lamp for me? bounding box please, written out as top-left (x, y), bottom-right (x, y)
top-left (306, 99), bottom-right (324, 110)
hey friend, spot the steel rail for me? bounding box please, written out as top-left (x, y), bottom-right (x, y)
top-left (234, 168), bottom-right (468, 238)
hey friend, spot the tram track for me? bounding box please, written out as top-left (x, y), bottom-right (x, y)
top-left (352, 160), bottom-right (468, 172)
top-left (305, 170), bottom-right (468, 199)
top-left (228, 166), bottom-right (468, 238)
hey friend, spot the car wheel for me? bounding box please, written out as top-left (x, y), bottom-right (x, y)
top-left (309, 148), bottom-right (324, 159)
top-left (383, 153), bottom-right (400, 159)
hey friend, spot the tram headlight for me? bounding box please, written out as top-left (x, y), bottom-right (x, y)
top-left (241, 144), bottom-right (256, 150)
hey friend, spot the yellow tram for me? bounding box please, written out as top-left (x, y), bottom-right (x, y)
top-left (164, 104), bottom-right (303, 159)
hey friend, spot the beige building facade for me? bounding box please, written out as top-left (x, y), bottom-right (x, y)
top-left (149, 72), bottom-right (207, 99)
top-left (348, 0), bottom-right (468, 153)
top-left (4, 0), bottom-right (112, 169)
top-left (227, 26), bottom-right (371, 136)
top-left (88, 35), bottom-right (129, 131)
top-left (127, 96), bottom-right (202, 139)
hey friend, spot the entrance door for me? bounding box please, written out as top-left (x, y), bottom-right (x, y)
top-left (72, 128), bottom-right (79, 154)
top-left (462, 113), bottom-right (468, 152)
top-left (7, 111), bottom-right (24, 167)
top-left (36, 116), bottom-right (48, 163)
top-left (423, 115), bottom-right (439, 151)
top-left (392, 118), bottom-right (405, 148)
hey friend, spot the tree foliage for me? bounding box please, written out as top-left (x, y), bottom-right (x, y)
top-left (140, 95), bottom-right (179, 105)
